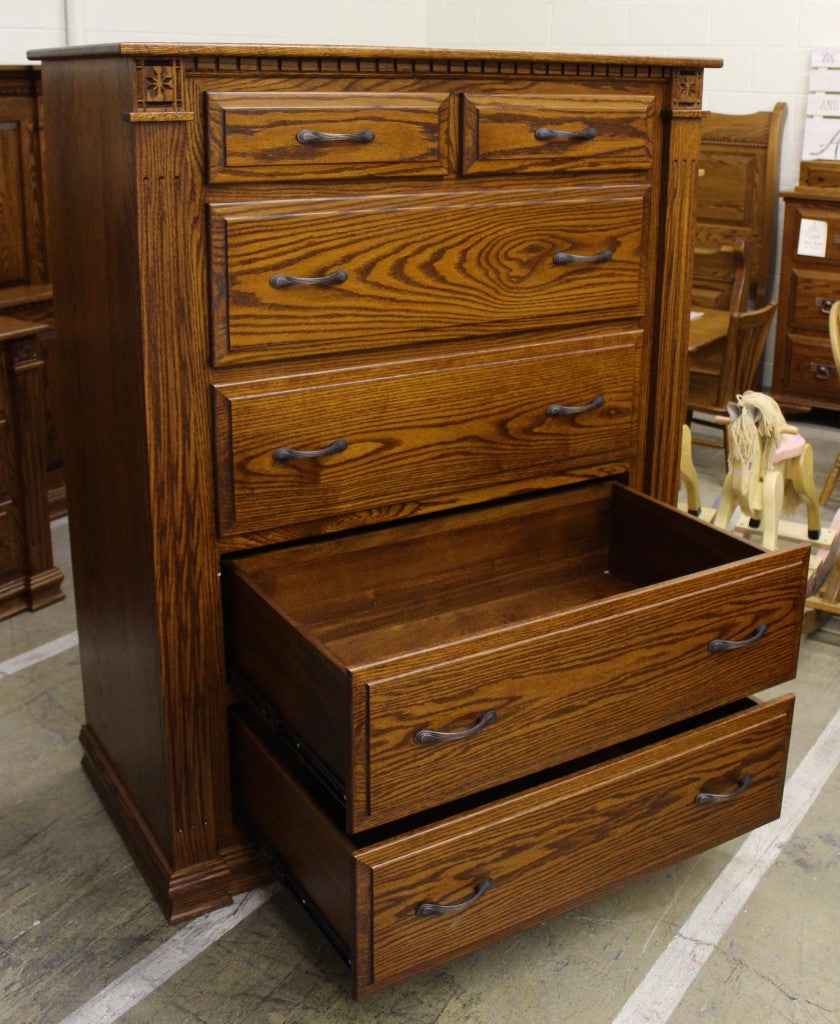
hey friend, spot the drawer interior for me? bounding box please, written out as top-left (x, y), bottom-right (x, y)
top-left (228, 480), bottom-right (767, 669)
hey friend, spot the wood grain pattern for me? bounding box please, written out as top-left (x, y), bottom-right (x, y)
top-left (229, 696), bottom-right (793, 998)
top-left (214, 332), bottom-right (642, 536)
top-left (225, 483), bottom-right (807, 831)
top-left (206, 91), bottom-right (453, 182)
top-left (210, 185), bottom-right (648, 365)
top-left (461, 92), bottom-right (654, 176)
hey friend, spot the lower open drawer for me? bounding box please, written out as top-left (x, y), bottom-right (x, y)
top-left (231, 693), bottom-right (794, 999)
top-left (225, 481), bottom-right (807, 831)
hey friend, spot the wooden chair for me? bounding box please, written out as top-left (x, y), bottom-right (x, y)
top-left (691, 239), bottom-right (749, 312)
top-left (819, 300), bottom-right (840, 505)
top-left (695, 103), bottom-right (787, 307)
top-left (686, 302), bottom-right (777, 450)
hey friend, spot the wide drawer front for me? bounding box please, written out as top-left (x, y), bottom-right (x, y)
top-left (786, 267), bottom-right (840, 332)
top-left (214, 334), bottom-right (643, 537)
top-left (231, 695), bottom-right (795, 999)
top-left (206, 91), bottom-right (453, 183)
top-left (785, 334), bottom-right (840, 404)
top-left (210, 186), bottom-right (648, 366)
top-left (462, 93), bottom-right (655, 176)
top-left (224, 483), bottom-right (808, 831)
top-left (788, 202), bottom-right (840, 265)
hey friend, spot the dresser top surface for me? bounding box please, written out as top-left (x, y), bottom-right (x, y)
top-left (27, 41), bottom-right (722, 70)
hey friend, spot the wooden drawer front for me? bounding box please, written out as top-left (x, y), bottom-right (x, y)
top-left (231, 695), bottom-right (795, 998)
top-left (360, 559), bottom-right (803, 828)
top-left (225, 484), bottom-right (808, 831)
top-left (210, 186), bottom-right (648, 366)
top-left (214, 335), bottom-right (643, 537)
top-left (206, 92), bottom-right (453, 183)
top-left (787, 267), bottom-right (840, 332)
top-left (789, 202), bottom-right (840, 265)
top-left (462, 93), bottom-right (655, 176)
top-left (785, 334), bottom-right (840, 404)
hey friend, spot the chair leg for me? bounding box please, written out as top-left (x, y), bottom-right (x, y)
top-left (819, 451), bottom-right (840, 506)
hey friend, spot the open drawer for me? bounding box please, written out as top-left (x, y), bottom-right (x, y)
top-left (224, 482), bottom-right (808, 831)
top-left (230, 693), bottom-right (795, 999)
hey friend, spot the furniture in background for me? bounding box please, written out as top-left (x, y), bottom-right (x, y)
top-left (819, 300), bottom-right (840, 504)
top-left (34, 43), bottom-right (807, 998)
top-left (0, 315), bottom-right (63, 618)
top-left (0, 65), bottom-right (66, 519)
top-left (691, 239), bottom-right (749, 312)
top-left (695, 104), bottom-right (787, 307)
top-left (772, 174), bottom-right (840, 413)
top-left (686, 302), bottom-right (778, 451)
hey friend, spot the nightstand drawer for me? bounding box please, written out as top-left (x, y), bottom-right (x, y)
top-left (209, 186), bottom-right (647, 366)
top-left (787, 267), bottom-right (840, 332)
top-left (462, 92), bottom-right (655, 176)
top-left (230, 693), bottom-right (795, 999)
top-left (785, 335), bottom-right (840, 403)
top-left (214, 333), bottom-right (643, 537)
top-left (224, 483), bottom-right (807, 831)
top-left (206, 91), bottom-right (453, 183)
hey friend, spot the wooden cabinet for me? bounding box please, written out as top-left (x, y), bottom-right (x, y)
top-left (32, 43), bottom-right (808, 990)
top-left (0, 66), bottom-right (66, 519)
top-left (773, 186), bottom-right (840, 411)
top-left (0, 315), bottom-right (63, 617)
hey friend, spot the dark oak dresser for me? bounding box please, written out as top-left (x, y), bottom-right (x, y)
top-left (772, 162), bottom-right (840, 412)
top-left (32, 43), bottom-right (808, 997)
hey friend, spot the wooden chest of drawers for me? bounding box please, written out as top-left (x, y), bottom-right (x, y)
top-left (773, 186), bottom-right (840, 411)
top-left (33, 43), bottom-right (808, 994)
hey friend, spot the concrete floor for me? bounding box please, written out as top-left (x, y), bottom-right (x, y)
top-left (1, 414), bottom-right (838, 1024)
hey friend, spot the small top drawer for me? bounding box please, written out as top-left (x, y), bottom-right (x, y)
top-left (788, 201), bottom-right (840, 265)
top-left (462, 93), bottom-right (655, 176)
top-left (785, 267), bottom-right (840, 333)
top-left (206, 92), bottom-right (453, 183)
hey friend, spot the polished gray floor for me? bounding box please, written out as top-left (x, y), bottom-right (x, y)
top-left (1, 414), bottom-right (838, 1024)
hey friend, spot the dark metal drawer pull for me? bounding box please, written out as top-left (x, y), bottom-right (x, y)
top-left (414, 710), bottom-right (497, 746)
top-left (296, 128), bottom-right (375, 144)
top-left (547, 395), bottom-right (605, 417)
top-left (553, 249), bottom-right (613, 266)
top-left (416, 879), bottom-right (494, 918)
top-left (535, 125), bottom-right (597, 142)
top-left (270, 269), bottom-right (348, 289)
top-left (708, 622), bottom-right (768, 653)
top-left (817, 297), bottom-right (839, 313)
top-left (695, 774), bottom-right (753, 806)
top-left (272, 438), bottom-right (348, 463)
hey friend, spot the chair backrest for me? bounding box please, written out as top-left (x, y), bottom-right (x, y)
top-left (691, 239), bottom-right (749, 311)
top-left (695, 103), bottom-right (787, 306)
top-left (715, 302), bottom-right (777, 407)
top-left (830, 300), bottom-right (840, 375)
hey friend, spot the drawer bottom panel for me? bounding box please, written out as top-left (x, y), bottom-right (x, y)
top-left (231, 694), bottom-right (794, 998)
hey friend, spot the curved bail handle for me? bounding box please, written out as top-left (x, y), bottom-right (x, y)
top-left (416, 879), bottom-right (494, 918)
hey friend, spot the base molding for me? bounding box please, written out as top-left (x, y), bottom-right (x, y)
top-left (80, 724), bottom-right (271, 923)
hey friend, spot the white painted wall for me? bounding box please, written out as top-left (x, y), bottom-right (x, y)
top-left (3, 0), bottom-right (840, 375)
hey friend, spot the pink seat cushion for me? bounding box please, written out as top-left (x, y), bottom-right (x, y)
top-left (772, 432), bottom-right (806, 464)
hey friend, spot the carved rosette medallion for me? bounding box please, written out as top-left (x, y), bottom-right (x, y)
top-left (673, 72), bottom-right (703, 110)
top-left (130, 58), bottom-right (192, 119)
